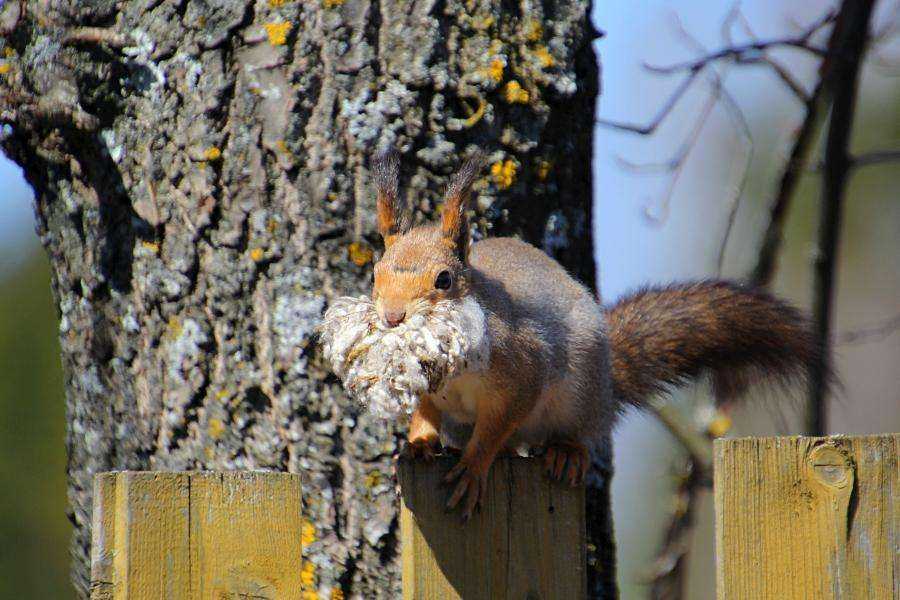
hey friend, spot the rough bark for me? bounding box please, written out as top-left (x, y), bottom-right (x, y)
top-left (1, 0), bottom-right (602, 597)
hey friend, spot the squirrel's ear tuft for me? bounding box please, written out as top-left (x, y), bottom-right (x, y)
top-left (372, 150), bottom-right (406, 248)
top-left (441, 150), bottom-right (486, 260)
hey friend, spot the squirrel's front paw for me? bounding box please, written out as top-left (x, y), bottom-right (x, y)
top-left (400, 435), bottom-right (440, 461)
top-left (443, 458), bottom-right (488, 521)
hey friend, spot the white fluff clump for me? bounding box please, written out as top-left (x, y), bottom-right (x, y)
top-left (317, 295), bottom-right (489, 418)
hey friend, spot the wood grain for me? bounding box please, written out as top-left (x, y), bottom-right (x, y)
top-left (399, 456), bottom-right (586, 600)
top-left (89, 472), bottom-right (303, 599)
top-left (714, 434), bottom-right (898, 599)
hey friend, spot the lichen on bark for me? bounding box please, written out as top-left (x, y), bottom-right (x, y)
top-left (1, 0), bottom-right (606, 596)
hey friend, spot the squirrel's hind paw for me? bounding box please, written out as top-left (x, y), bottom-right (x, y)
top-left (543, 441), bottom-right (589, 486)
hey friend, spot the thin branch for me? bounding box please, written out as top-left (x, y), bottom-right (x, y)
top-left (646, 400), bottom-right (713, 471)
top-left (836, 313), bottom-right (900, 345)
top-left (596, 70), bottom-right (701, 135)
top-left (646, 459), bottom-right (709, 600)
top-left (852, 149), bottom-right (900, 168)
top-left (617, 76), bottom-right (721, 222)
top-left (714, 92), bottom-right (753, 274)
top-left (808, 0), bottom-right (877, 436)
top-left (749, 66), bottom-right (829, 287)
top-left (597, 5), bottom-right (828, 138)
top-left (645, 37), bottom-right (826, 76)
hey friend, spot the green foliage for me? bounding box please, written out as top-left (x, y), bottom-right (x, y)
top-left (0, 250), bottom-right (70, 599)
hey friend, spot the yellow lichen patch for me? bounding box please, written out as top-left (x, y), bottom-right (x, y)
top-left (203, 146), bottom-right (222, 161)
top-left (487, 58), bottom-right (504, 82)
top-left (165, 316), bottom-right (183, 341)
top-left (323, 0), bottom-right (344, 8)
top-left (275, 139), bottom-right (291, 155)
top-left (207, 418), bottom-right (226, 440)
top-left (301, 517), bottom-right (317, 546)
top-left (268, 0), bottom-right (288, 6)
top-left (302, 591), bottom-right (319, 600)
top-left (301, 560), bottom-right (317, 589)
top-left (536, 159), bottom-right (552, 181)
top-left (503, 80), bottom-right (529, 104)
top-left (525, 19), bottom-right (544, 42)
top-left (250, 247), bottom-right (265, 262)
top-left (364, 470), bottom-right (382, 489)
top-left (264, 22), bottom-right (292, 46)
top-left (330, 588), bottom-right (345, 600)
top-left (3, 47), bottom-right (15, 58)
top-left (462, 97), bottom-right (486, 128)
top-left (141, 240), bottom-right (160, 254)
top-left (347, 242), bottom-right (373, 266)
top-left (491, 159), bottom-right (517, 189)
top-left (706, 412), bottom-right (733, 438)
top-left (533, 46), bottom-right (555, 68)
top-left (0, 63), bottom-right (11, 75)
top-left (473, 15), bottom-right (495, 30)
top-left (215, 389), bottom-right (230, 401)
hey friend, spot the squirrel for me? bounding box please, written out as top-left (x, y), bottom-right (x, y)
top-left (368, 150), bottom-right (827, 519)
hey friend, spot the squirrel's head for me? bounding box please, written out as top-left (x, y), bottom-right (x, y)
top-left (369, 150), bottom-right (485, 328)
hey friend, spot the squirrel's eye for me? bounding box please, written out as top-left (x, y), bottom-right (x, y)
top-left (434, 270), bottom-right (452, 290)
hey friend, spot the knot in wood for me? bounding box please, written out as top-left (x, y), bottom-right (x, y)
top-left (807, 442), bottom-right (853, 490)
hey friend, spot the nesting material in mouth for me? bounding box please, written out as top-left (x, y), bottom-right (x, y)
top-left (317, 295), bottom-right (489, 418)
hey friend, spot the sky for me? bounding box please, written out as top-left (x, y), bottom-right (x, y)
top-left (0, 155), bottom-right (36, 275)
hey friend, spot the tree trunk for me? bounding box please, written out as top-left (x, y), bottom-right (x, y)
top-left (1, 0), bottom-right (607, 597)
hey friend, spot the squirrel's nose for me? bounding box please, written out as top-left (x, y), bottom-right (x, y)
top-left (383, 309), bottom-right (406, 328)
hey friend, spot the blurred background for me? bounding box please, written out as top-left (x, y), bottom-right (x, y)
top-left (0, 0), bottom-right (897, 597)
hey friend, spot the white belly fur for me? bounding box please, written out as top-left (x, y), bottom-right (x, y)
top-left (433, 371), bottom-right (485, 423)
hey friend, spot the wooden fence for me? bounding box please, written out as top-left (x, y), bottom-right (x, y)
top-left (89, 434), bottom-right (897, 599)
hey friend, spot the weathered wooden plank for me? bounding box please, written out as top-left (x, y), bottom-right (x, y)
top-left (112, 472), bottom-right (191, 599)
top-left (188, 472), bottom-right (304, 599)
top-left (399, 456), bottom-right (586, 600)
top-left (89, 473), bottom-right (118, 600)
top-left (90, 471), bottom-right (303, 600)
top-left (714, 434), bottom-right (899, 600)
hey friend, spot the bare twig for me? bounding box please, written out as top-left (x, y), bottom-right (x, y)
top-left (808, 0), bottom-right (877, 436)
top-left (836, 313), bottom-right (900, 345)
top-left (749, 66), bottom-right (829, 287)
top-left (714, 93), bottom-right (752, 274)
top-left (615, 14), bottom-right (755, 225)
top-left (617, 77), bottom-right (721, 222)
top-left (646, 400), bottom-right (713, 471)
top-left (596, 71), bottom-right (701, 135)
top-left (646, 459), bottom-right (709, 600)
top-left (852, 149), bottom-right (900, 168)
top-left (646, 37), bottom-right (826, 75)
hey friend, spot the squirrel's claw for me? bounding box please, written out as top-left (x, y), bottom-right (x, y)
top-left (400, 437), bottom-right (440, 462)
top-left (444, 459), bottom-right (486, 520)
top-left (543, 441), bottom-right (589, 487)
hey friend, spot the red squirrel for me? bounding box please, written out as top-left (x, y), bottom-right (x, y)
top-left (369, 150), bottom-right (825, 519)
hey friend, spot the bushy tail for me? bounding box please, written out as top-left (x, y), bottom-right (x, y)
top-left (604, 280), bottom-right (828, 406)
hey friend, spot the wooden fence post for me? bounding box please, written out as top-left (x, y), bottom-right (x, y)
top-left (398, 456), bottom-right (587, 600)
top-left (89, 471), bottom-right (303, 599)
top-left (714, 434), bottom-right (898, 599)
